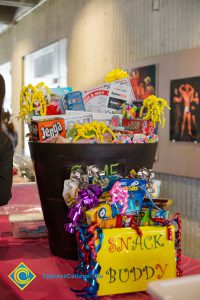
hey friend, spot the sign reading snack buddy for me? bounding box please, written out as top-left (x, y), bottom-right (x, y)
top-left (96, 226), bottom-right (176, 296)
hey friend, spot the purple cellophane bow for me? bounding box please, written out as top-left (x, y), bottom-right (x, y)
top-left (65, 184), bottom-right (103, 233)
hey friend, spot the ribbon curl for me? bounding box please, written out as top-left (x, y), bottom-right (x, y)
top-left (140, 95), bottom-right (171, 127)
top-left (74, 224), bottom-right (104, 298)
top-left (65, 184), bottom-right (103, 233)
top-left (109, 181), bottom-right (129, 214)
top-left (63, 165), bottom-right (109, 208)
top-left (18, 82), bottom-right (51, 122)
top-left (148, 212), bottom-right (182, 277)
top-left (73, 121), bottom-right (116, 143)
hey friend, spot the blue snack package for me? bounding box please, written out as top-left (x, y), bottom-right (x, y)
top-left (65, 91), bottom-right (85, 111)
top-left (119, 179), bottom-right (147, 214)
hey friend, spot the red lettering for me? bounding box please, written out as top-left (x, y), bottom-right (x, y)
top-left (108, 238), bottom-right (116, 253)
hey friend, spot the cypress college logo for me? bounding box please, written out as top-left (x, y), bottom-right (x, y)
top-left (8, 262), bottom-right (36, 290)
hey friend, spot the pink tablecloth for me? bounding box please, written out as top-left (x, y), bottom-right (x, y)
top-left (1, 215), bottom-right (200, 300)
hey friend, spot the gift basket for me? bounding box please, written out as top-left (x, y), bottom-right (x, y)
top-left (18, 69), bottom-right (181, 296)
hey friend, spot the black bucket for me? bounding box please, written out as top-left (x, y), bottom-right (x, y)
top-left (29, 142), bottom-right (158, 260)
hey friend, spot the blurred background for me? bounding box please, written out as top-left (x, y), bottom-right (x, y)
top-left (0, 0), bottom-right (200, 258)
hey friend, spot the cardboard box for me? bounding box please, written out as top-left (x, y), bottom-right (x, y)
top-left (32, 111), bottom-right (123, 128)
top-left (32, 113), bottom-right (93, 129)
top-left (30, 118), bottom-right (66, 142)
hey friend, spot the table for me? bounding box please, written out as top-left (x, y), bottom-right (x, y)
top-left (1, 215), bottom-right (200, 300)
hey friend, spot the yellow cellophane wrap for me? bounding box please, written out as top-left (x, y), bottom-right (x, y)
top-left (96, 226), bottom-right (176, 296)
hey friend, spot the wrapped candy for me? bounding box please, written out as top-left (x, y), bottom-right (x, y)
top-left (137, 167), bottom-right (155, 193)
top-left (62, 179), bottom-right (79, 207)
top-left (87, 165), bottom-right (109, 188)
top-left (112, 133), bottom-right (158, 144)
top-left (63, 168), bottom-right (85, 207)
top-left (112, 135), bottom-right (133, 144)
top-left (63, 165), bottom-right (109, 208)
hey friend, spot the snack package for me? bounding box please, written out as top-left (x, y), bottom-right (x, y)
top-left (118, 210), bottom-right (150, 227)
top-left (62, 179), bottom-right (78, 207)
top-left (29, 118), bottom-right (66, 142)
top-left (122, 119), bottom-right (156, 135)
top-left (86, 203), bottom-right (112, 225)
top-left (118, 179), bottom-right (147, 214)
top-left (136, 209), bottom-right (150, 226)
top-left (149, 209), bottom-right (169, 225)
top-left (64, 91), bottom-right (85, 111)
top-left (51, 87), bottom-right (73, 113)
top-left (121, 103), bottom-right (137, 119)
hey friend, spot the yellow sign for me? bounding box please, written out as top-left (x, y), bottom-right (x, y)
top-left (8, 262), bottom-right (36, 290)
top-left (97, 226), bottom-right (176, 296)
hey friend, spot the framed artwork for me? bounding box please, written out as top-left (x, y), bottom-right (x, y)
top-left (170, 76), bottom-right (200, 142)
top-left (128, 64), bottom-right (156, 100)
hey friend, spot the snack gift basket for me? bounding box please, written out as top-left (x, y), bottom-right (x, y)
top-left (23, 70), bottom-right (178, 297)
